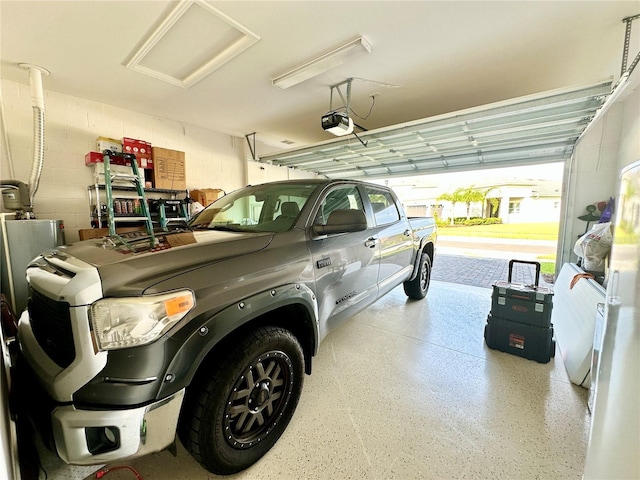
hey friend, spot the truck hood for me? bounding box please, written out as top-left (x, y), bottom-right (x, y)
top-left (56, 229), bottom-right (275, 296)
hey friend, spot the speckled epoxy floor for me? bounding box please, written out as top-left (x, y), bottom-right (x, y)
top-left (82, 280), bottom-right (590, 480)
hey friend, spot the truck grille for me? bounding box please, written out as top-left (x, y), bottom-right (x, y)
top-left (28, 288), bottom-right (76, 368)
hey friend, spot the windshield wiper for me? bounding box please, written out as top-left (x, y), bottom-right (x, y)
top-left (206, 225), bottom-right (245, 232)
top-left (188, 224), bottom-right (259, 232)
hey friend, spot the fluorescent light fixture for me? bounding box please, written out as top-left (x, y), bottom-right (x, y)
top-left (273, 36), bottom-right (371, 89)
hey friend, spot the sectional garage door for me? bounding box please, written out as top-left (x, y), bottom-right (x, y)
top-left (258, 80), bottom-right (612, 180)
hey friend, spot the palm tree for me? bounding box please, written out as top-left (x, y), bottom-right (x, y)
top-left (456, 186), bottom-right (486, 220)
top-left (437, 191), bottom-right (461, 225)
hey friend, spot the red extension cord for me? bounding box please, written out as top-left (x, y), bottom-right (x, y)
top-left (95, 465), bottom-right (143, 479)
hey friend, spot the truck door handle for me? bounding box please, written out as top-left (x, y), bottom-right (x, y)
top-left (403, 229), bottom-right (412, 237)
top-left (365, 237), bottom-right (378, 248)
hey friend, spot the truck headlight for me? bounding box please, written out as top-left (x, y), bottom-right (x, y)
top-left (90, 290), bottom-right (195, 351)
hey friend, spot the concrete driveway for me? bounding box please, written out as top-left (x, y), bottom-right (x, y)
top-left (432, 236), bottom-right (556, 289)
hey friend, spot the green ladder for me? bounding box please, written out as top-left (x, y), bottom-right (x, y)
top-left (102, 150), bottom-right (156, 249)
top-left (157, 198), bottom-right (190, 230)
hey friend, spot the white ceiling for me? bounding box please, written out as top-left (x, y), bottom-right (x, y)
top-left (1, 1), bottom-right (638, 157)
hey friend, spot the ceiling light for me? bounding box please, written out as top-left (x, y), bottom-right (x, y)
top-left (273, 36), bottom-right (371, 89)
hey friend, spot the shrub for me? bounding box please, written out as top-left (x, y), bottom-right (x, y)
top-left (460, 217), bottom-right (503, 226)
top-left (462, 218), bottom-right (484, 226)
top-left (436, 217), bottom-right (502, 227)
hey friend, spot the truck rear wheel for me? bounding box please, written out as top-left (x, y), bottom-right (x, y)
top-left (180, 326), bottom-right (304, 475)
top-left (403, 252), bottom-right (431, 299)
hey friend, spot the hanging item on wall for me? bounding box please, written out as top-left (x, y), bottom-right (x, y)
top-left (598, 197), bottom-right (615, 223)
top-left (577, 204), bottom-right (602, 235)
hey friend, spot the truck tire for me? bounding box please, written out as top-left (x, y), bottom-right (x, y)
top-left (403, 252), bottom-right (431, 299)
top-left (179, 326), bottom-right (304, 475)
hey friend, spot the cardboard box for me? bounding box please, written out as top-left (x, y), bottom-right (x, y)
top-left (152, 147), bottom-right (186, 190)
top-left (86, 151), bottom-right (105, 166)
top-left (165, 232), bottom-right (197, 247)
top-left (123, 137), bottom-right (153, 168)
top-left (189, 188), bottom-right (224, 206)
top-left (97, 136), bottom-right (122, 153)
top-left (79, 226), bottom-right (143, 240)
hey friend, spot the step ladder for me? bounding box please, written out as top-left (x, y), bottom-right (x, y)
top-left (156, 198), bottom-right (190, 230)
top-left (102, 150), bottom-right (156, 249)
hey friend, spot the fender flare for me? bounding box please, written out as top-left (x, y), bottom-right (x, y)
top-left (157, 283), bottom-right (319, 399)
top-left (408, 238), bottom-right (435, 281)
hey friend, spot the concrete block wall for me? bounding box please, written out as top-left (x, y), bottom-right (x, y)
top-left (562, 102), bottom-right (622, 251)
top-left (558, 69), bottom-right (640, 265)
top-left (617, 80), bottom-right (640, 173)
top-left (1, 78), bottom-right (248, 243)
top-left (246, 159), bottom-right (319, 185)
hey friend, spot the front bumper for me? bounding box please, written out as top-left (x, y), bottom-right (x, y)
top-left (18, 305), bottom-right (107, 403)
top-left (17, 252), bottom-right (187, 465)
top-left (51, 388), bottom-right (184, 465)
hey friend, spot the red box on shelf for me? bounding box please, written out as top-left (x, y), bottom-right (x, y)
top-left (85, 151), bottom-right (146, 168)
top-left (122, 137), bottom-right (153, 169)
top-left (85, 151), bottom-right (104, 166)
top-left (86, 151), bottom-right (127, 166)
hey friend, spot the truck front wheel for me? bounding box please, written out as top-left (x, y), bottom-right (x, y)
top-left (403, 252), bottom-right (432, 299)
top-left (180, 326), bottom-right (304, 475)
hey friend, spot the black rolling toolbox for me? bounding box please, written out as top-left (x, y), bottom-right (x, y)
top-left (484, 260), bottom-right (555, 363)
top-left (491, 260), bottom-right (553, 327)
top-left (484, 314), bottom-right (556, 363)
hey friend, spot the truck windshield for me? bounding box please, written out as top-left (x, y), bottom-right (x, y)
top-left (188, 183), bottom-right (319, 233)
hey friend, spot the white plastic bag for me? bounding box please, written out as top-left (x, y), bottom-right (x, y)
top-left (574, 222), bottom-right (613, 272)
top-left (190, 201), bottom-right (204, 216)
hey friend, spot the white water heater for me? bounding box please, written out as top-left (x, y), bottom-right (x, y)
top-left (0, 215), bottom-right (65, 315)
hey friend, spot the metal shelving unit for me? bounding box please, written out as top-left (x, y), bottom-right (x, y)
top-left (88, 184), bottom-right (188, 228)
top-left (87, 151), bottom-right (190, 248)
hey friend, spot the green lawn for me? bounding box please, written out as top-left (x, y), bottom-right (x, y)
top-left (437, 222), bottom-right (560, 241)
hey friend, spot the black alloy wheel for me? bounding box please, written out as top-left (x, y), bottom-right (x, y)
top-left (403, 252), bottom-right (432, 299)
top-left (224, 349), bottom-right (293, 449)
top-left (180, 326), bottom-right (304, 475)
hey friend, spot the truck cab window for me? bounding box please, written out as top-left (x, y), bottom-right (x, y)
top-left (314, 186), bottom-right (365, 226)
top-left (365, 187), bottom-right (401, 225)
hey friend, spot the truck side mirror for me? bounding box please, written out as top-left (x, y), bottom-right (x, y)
top-left (313, 209), bottom-right (367, 235)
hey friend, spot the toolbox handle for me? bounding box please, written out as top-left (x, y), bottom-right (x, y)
top-left (508, 260), bottom-right (541, 286)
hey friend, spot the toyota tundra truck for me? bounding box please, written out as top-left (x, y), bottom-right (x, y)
top-left (17, 178), bottom-right (436, 475)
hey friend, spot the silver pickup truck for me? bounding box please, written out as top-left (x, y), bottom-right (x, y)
top-left (17, 178), bottom-right (436, 475)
